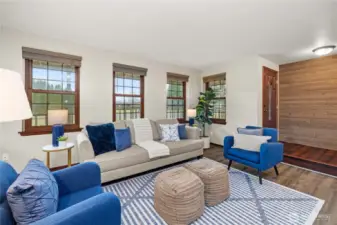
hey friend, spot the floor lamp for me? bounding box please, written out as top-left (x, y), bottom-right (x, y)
top-left (0, 68), bottom-right (33, 157)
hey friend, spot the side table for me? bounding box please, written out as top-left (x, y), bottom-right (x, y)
top-left (42, 143), bottom-right (75, 169)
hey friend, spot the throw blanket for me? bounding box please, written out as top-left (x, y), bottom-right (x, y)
top-left (132, 119), bottom-right (170, 159)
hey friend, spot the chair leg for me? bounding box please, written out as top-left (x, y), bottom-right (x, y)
top-left (258, 170), bottom-right (263, 185)
top-left (274, 165), bottom-right (279, 176)
top-left (227, 160), bottom-right (232, 170)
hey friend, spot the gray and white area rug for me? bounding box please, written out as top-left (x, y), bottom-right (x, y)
top-left (103, 158), bottom-right (324, 225)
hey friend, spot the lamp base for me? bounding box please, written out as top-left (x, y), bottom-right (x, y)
top-left (188, 118), bottom-right (195, 126)
top-left (52, 124), bottom-right (64, 147)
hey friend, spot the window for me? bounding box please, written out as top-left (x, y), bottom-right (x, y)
top-left (203, 73), bottom-right (226, 124)
top-left (113, 63), bottom-right (146, 121)
top-left (166, 73), bottom-right (189, 123)
top-left (21, 47), bottom-right (82, 135)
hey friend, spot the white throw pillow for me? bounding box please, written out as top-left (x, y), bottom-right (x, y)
top-left (160, 124), bottom-right (180, 142)
top-left (233, 133), bottom-right (271, 152)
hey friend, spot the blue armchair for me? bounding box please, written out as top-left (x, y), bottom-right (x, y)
top-left (0, 161), bottom-right (121, 225)
top-left (224, 126), bottom-right (284, 184)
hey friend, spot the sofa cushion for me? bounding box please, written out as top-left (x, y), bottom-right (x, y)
top-left (7, 159), bottom-right (58, 224)
top-left (82, 121), bottom-right (125, 136)
top-left (114, 127), bottom-right (132, 152)
top-left (156, 119), bottom-right (178, 138)
top-left (163, 139), bottom-right (204, 156)
top-left (124, 120), bottom-right (136, 144)
top-left (160, 124), bottom-right (180, 142)
top-left (86, 123), bottom-right (116, 156)
top-left (89, 145), bottom-right (149, 172)
top-left (228, 148), bottom-right (260, 163)
top-left (150, 120), bottom-right (160, 141)
top-left (178, 124), bottom-right (188, 139)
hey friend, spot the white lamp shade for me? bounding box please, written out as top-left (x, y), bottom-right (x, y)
top-left (187, 109), bottom-right (197, 117)
top-left (0, 68), bottom-right (32, 122)
top-left (48, 110), bottom-right (68, 125)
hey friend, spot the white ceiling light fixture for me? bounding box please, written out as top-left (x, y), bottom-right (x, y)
top-left (312, 45), bottom-right (336, 56)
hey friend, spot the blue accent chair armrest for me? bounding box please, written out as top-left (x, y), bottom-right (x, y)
top-left (31, 193), bottom-right (122, 225)
top-left (223, 126), bottom-right (284, 184)
top-left (223, 136), bottom-right (234, 158)
top-left (260, 142), bottom-right (284, 171)
top-left (53, 162), bottom-right (101, 196)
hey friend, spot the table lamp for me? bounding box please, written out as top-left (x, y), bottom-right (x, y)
top-left (0, 68), bottom-right (32, 123)
top-left (48, 110), bottom-right (68, 147)
top-left (187, 109), bottom-right (196, 126)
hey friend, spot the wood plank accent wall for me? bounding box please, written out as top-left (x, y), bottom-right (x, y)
top-left (279, 54), bottom-right (337, 150)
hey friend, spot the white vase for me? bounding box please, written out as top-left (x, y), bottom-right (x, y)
top-left (201, 136), bottom-right (210, 149)
top-left (58, 141), bottom-right (67, 148)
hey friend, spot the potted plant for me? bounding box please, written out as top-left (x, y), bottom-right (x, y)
top-left (57, 136), bottom-right (68, 148)
top-left (195, 88), bottom-right (216, 149)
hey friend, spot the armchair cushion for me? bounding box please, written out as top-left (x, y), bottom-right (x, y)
top-left (7, 159), bottom-right (58, 225)
top-left (228, 148), bottom-right (260, 164)
top-left (233, 133), bottom-right (271, 152)
top-left (58, 186), bottom-right (102, 211)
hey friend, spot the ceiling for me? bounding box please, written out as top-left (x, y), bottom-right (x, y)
top-left (0, 0), bottom-right (336, 69)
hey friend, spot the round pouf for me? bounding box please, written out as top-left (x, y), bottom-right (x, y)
top-left (184, 158), bottom-right (230, 206)
top-left (154, 167), bottom-right (204, 225)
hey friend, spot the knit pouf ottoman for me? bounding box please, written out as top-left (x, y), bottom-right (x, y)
top-left (154, 167), bottom-right (204, 225)
top-left (184, 158), bottom-right (230, 206)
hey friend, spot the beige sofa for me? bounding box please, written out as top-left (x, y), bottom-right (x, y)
top-left (77, 119), bottom-right (204, 183)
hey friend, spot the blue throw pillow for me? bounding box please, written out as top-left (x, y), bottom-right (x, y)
top-left (6, 159), bottom-right (58, 224)
top-left (115, 127), bottom-right (132, 152)
top-left (178, 124), bottom-right (188, 140)
top-left (237, 127), bottom-right (263, 136)
top-left (86, 123), bottom-right (116, 156)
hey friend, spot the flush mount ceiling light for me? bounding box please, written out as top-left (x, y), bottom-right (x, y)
top-left (312, 45), bottom-right (336, 56)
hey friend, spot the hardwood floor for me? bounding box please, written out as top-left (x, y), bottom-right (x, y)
top-left (204, 145), bottom-right (337, 225)
top-left (283, 142), bottom-right (337, 176)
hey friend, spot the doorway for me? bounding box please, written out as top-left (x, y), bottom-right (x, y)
top-left (262, 66), bottom-right (278, 128)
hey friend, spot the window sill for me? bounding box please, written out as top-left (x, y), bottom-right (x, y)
top-left (211, 119), bottom-right (227, 125)
top-left (19, 127), bottom-right (83, 136)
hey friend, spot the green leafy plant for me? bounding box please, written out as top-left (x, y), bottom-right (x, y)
top-left (57, 136), bottom-right (68, 142)
top-left (195, 88), bottom-right (216, 137)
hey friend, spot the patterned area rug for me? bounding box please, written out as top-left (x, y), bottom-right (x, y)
top-left (103, 158), bottom-right (324, 225)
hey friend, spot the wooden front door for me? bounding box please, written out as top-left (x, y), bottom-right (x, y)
top-left (262, 66), bottom-right (278, 128)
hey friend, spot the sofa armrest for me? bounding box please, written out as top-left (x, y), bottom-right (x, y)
top-left (53, 162), bottom-right (101, 197)
top-left (223, 136), bottom-right (234, 158)
top-left (77, 132), bottom-right (95, 162)
top-left (260, 142), bottom-right (284, 170)
top-left (31, 193), bottom-right (121, 225)
top-left (186, 126), bottom-right (201, 140)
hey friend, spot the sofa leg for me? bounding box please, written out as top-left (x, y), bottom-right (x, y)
top-left (274, 166), bottom-right (279, 176)
top-left (227, 160), bottom-right (232, 170)
top-left (258, 170), bottom-right (263, 184)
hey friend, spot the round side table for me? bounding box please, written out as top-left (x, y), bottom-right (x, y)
top-left (42, 143), bottom-right (75, 169)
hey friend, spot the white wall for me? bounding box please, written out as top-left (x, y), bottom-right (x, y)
top-left (0, 27), bottom-right (201, 171)
top-left (200, 56), bottom-right (279, 145)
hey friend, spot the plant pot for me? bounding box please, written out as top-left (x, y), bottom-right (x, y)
top-left (201, 136), bottom-right (210, 149)
top-left (58, 141), bottom-right (67, 148)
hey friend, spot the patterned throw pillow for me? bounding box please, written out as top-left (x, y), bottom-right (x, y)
top-left (7, 159), bottom-right (58, 224)
top-left (160, 124), bottom-right (180, 142)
